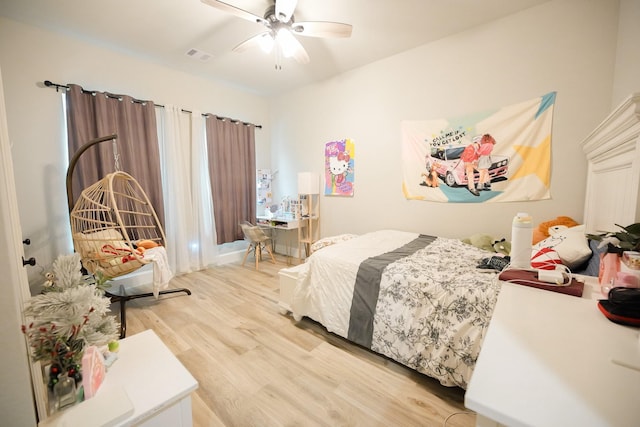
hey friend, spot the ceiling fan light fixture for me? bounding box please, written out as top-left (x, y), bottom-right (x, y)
top-left (258, 33), bottom-right (275, 53)
top-left (276, 28), bottom-right (297, 58)
top-left (202, 0), bottom-right (351, 67)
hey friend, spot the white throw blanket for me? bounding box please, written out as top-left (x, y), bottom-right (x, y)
top-left (143, 246), bottom-right (174, 298)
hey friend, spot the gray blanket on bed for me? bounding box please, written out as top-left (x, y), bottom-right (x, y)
top-left (348, 234), bottom-right (437, 347)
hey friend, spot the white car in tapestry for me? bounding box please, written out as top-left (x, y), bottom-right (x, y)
top-left (427, 146), bottom-right (509, 187)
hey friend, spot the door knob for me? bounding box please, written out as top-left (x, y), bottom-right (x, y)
top-left (22, 257), bottom-right (36, 267)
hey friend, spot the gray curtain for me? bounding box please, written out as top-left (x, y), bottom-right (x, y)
top-left (65, 84), bottom-right (165, 228)
top-left (205, 116), bottom-right (256, 244)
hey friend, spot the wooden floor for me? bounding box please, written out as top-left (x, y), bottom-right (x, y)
top-left (123, 254), bottom-right (476, 427)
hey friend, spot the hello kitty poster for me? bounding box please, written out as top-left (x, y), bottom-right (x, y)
top-left (325, 139), bottom-right (354, 196)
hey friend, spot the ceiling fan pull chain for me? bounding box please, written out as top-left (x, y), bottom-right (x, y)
top-left (275, 43), bottom-right (282, 70)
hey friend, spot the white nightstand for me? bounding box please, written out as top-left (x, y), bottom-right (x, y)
top-left (39, 329), bottom-right (198, 427)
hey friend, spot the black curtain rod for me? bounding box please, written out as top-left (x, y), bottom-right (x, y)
top-left (44, 80), bottom-right (149, 103)
top-left (43, 80), bottom-right (262, 129)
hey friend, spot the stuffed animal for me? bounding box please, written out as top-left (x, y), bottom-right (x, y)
top-left (492, 238), bottom-right (511, 256)
top-left (533, 216), bottom-right (579, 244)
top-left (136, 239), bottom-right (159, 249)
top-left (462, 234), bottom-right (495, 252)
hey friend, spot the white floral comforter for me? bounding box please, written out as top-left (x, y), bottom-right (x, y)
top-left (291, 230), bottom-right (501, 389)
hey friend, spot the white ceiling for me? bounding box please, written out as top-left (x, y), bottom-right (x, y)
top-left (0, 0), bottom-right (550, 96)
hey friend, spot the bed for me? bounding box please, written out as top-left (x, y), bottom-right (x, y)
top-left (285, 229), bottom-right (501, 389)
top-left (280, 92), bottom-right (640, 391)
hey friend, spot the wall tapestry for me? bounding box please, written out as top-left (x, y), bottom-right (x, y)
top-left (401, 92), bottom-right (556, 203)
top-left (325, 138), bottom-right (355, 197)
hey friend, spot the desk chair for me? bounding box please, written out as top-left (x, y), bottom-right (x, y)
top-left (240, 222), bottom-right (277, 270)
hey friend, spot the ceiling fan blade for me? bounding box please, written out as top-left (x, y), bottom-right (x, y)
top-left (201, 0), bottom-right (267, 25)
top-left (292, 21), bottom-right (353, 38)
top-left (275, 0), bottom-right (297, 23)
top-left (232, 31), bottom-right (273, 53)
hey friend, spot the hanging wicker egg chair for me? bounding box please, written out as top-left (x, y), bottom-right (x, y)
top-left (66, 134), bottom-right (191, 339)
top-left (69, 170), bottom-right (166, 279)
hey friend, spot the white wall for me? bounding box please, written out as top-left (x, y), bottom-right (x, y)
top-left (1, 0), bottom-right (633, 273)
top-left (0, 17), bottom-right (270, 284)
top-left (268, 0), bottom-right (621, 241)
top-left (612, 0), bottom-right (640, 107)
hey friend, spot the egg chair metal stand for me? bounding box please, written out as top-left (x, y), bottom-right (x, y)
top-left (66, 134), bottom-right (191, 338)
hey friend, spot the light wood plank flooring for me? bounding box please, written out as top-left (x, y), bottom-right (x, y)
top-left (122, 254), bottom-right (476, 427)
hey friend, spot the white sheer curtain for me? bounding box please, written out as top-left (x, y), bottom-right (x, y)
top-left (189, 108), bottom-right (218, 267)
top-left (156, 105), bottom-right (218, 275)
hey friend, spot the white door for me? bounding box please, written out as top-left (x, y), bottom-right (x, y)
top-left (0, 66), bottom-right (39, 425)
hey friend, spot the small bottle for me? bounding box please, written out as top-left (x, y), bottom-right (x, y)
top-left (53, 372), bottom-right (77, 410)
top-left (510, 213), bottom-right (533, 269)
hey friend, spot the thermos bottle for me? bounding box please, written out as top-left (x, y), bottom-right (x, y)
top-left (510, 213), bottom-right (533, 269)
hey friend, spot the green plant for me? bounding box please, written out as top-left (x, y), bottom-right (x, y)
top-left (587, 222), bottom-right (640, 254)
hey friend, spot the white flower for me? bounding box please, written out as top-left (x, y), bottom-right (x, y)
top-left (596, 236), bottom-right (621, 249)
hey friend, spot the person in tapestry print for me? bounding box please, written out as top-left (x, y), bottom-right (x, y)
top-left (461, 136), bottom-right (481, 196)
top-left (477, 134), bottom-right (496, 191)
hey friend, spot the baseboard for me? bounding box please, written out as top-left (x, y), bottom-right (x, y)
top-left (217, 247), bottom-right (246, 265)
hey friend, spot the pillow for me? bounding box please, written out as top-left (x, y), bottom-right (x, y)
top-left (573, 239), bottom-right (605, 277)
top-left (531, 247), bottom-right (562, 270)
top-left (74, 228), bottom-right (124, 243)
top-left (73, 229), bottom-right (130, 260)
top-left (310, 234), bottom-right (358, 252)
top-left (532, 216), bottom-right (580, 244)
top-left (532, 224), bottom-right (592, 269)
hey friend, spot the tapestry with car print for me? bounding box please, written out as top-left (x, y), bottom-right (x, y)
top-left (401, 92), bottom-right (555, 203)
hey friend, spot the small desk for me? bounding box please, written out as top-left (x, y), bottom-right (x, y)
top-left (40, 329), bottom-right (198, 427)
top-left (256, 216), bottom-right (300, 230)
top-left (257, 216), bottom-right (300, 260)
top-left (465, 277), bottom-right (640, 427)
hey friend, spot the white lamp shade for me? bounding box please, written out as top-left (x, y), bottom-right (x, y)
top-left (258, 33), bottom-right (274, 53)
top-left (276, 28), bottom-right (297, 58)
top-left (298, 172), bottom-right (319, 194)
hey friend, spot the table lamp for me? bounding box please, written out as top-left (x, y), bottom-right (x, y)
top-left (297, 172), bottom-right (319, 218)
top-left (297, 172), bottom-right (319, 195)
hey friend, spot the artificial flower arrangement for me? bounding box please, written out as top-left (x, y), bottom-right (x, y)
top-left (21, 253), bottom-right (120, 393)
top-left (587, 222), bottom-right (640, 254)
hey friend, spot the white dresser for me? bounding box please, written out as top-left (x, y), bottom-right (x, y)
top-left (465, 277), bottom-right (640, 427)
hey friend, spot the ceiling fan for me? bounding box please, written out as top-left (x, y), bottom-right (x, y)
top-left (201, 0), bottom-right (353, 69)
